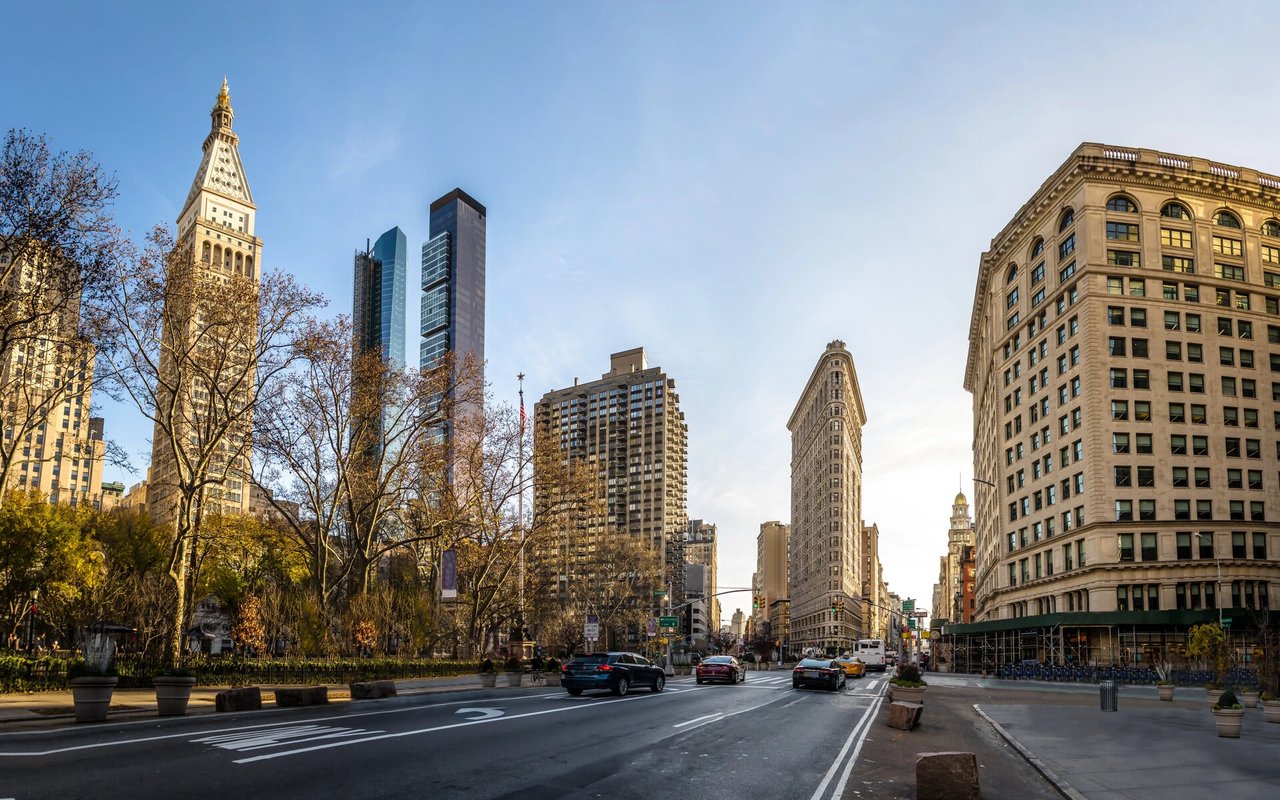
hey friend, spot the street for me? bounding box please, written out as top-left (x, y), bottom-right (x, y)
top-left (0, 674), bottom-right (890, 800)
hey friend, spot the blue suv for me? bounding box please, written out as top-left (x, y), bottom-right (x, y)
top-left (560, 652), bottom-right (666, 696)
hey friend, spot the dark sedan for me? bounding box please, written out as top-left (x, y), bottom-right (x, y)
top-left (792, 657), bottom-right (847, 691)
top-left (560, 652), bottom-right (666, 696)
top-left (695, 655), bottom-right (746, 685)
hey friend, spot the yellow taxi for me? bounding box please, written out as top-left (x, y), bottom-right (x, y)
top-left (833, 656), bottom-right (866, 678)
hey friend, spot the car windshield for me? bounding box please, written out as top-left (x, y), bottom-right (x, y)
top-left (703, 657), bottom-right (733, 664)
top-left (569, 655), bottom-right (609, 666)
top-left (798, 658), bottom-right (832, 668)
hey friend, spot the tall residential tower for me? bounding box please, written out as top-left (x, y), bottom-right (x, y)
top-left (420, 188), bottom-right (485, 375)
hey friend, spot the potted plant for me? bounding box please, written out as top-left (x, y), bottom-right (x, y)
top-left (1261, 692), bottom-right (1280, 723)
top-left (1211, 689), bottom-right (1245, 737)
top-left (1154, 659), bottom-right (1175, 701)
top-left (1239, 686), bottom-right (1261, 708)
top-left (889, 663), bottom-right (927, 704)
top-left (505, 655), bottom-right (524, 687)
top-left (69, 631), bottom-right (120, 723)
top-left (153, 668), bottom-right (198, 716)
top-left (478, 657), bottom-right (497, 688)
top-left (1185, 623), bottom-right (1230, 706)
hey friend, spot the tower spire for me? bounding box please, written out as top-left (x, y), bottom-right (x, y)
top-left (211, 76), bottom-right (234, 132)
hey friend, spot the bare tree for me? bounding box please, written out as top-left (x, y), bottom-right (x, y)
top-left (0, 130), bottom-right (119, 502)
top-left (251, 316), bottom-right (477, 626)
top-left (97, 226), bottom-right (322, 663)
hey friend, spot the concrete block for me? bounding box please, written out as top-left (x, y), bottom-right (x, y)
top-left (215, 686), bottom-right (262, 712)
top-left (273, 686), bottom-right (329, 707)
top-left (350, 680), bottom-right (397, 700)
top-left (916, 751), bottom-right (981, 800)
top-left (887, 700), bottom-right (923, 730)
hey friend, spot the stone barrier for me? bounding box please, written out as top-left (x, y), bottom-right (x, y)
top-left (350, 680), bottom-right (398, 700)
top-left (273, 686), bottom-right (329, 707)
top-left (215, 686), bottom-right (262, 712)
top-left (915, 751), bottom-right (981, 800)
top-left (886, 700), bottom-right (923, 730)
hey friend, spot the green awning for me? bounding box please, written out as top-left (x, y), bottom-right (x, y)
top-left (940, 608), bottom-right (1251, 635)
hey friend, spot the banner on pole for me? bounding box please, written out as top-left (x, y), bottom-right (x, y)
top-left (441, 549), bottom-right (457, 599)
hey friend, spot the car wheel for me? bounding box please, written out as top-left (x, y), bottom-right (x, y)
top-left (652, 674), bottom-right (665, 693)
top-left (793, 682), bottom-right (803, 690)
top-left (567, 688), bottom-right (583, 696)
top-left (696, 677), bottom-right (703, 685)
top-left (740, 672), bottom-right (746, 683)
top-left (613, 677), bottom-right (630, 696)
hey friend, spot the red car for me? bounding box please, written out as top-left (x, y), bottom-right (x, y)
top-left (695, 655), bottom-right (746, 685)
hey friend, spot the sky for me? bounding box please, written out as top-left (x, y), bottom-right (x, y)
top-left (7, 1), bottom-right (1280, 626)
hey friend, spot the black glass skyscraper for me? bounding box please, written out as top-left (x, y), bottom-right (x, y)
top-left (354, 226), bottom-right (408, 369)
top-left (420, 188), bottom-right (485, 385)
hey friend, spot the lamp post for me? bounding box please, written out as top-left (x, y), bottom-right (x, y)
top-left (1193, 532), bottom-right (1224, 626)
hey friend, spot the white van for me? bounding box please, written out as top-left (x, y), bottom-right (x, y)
top-left (854, 639), bottom-right (887, 672)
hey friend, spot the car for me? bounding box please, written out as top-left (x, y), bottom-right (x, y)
top-left (560, 652), bottom-right (666, 696)
top-left (695, 655), bottom-right (746, 685)
top-left (833, 656), bottom-right (866, 678)
top-left (792, 657), bottom-right (847, 691)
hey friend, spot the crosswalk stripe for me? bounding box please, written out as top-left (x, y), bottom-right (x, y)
top-left (193, 725), bottom-right (383, 753)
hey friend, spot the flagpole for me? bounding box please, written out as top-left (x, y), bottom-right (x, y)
top-left (517, 372), bottom-right (526, 644)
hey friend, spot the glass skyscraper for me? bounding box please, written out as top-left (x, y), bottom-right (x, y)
top-left (353, 226), bottom-right (408, 369)
top-left (420, 188), bottom-right (485, 384)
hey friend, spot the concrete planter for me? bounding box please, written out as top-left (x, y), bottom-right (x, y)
top-left (1206, 688), bottom-right (1225, 707)
top-left (1158, 683), bottom-right (1175, 701)
top-left (1211, 707), bottom-right (1244, 738)
top-left (1261, 699), bottom-right (1280, 723)
top-left (153, 676), bottom-right (197, 716)
top-left (890, 684), bottom-right (926, 704)
top-left (507, 671), bottom-right (524, 687)
top-left (1239, 690), bottom-right (1260, 708)
top-left (479, 672), bottom-right (497, 688)
top-left (70, 676), bottom-right (118, 723)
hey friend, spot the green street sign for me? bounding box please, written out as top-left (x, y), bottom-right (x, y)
top-left (653, 590), bottom-right (668, 597)
top-left (903, 599), bottom-right (915, 613)
top-left (659, 616), bottom-right (679, 628)
top-left (1221, 618), bottom-right (1232, 628)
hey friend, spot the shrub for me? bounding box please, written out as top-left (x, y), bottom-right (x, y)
top-left (478, 658), bottom-right (495, 674)
top-left (1214, 689), bottom-right (1241, 710)
top-left (504, 655), bottom-right (522, 672)
top-left (67, 659), bottom-right (117, 679)
top-left (891, 663), bottom-right (926, 687)
top-left (545, 658), bottom-right (561, 673)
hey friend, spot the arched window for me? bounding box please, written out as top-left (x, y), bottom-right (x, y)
top-left (1161, 202), bottom-right (1191, 220)
top-left (235, 252), bottom-right (243, 274)
top-left (224, 249), bottom-right (233, 270)
top-left (213, 245), bottom-right (223, 268)
top-left (1029, 238), bottom-right (1044, 259)
top-left (1006, 264), bottom-right (1018, 284)
top-left (1058, 209), bottom-right (1075, 232)
top-left (1106, 195), bottom-right (1138, 213)
top-left (1264, 220), bottom-right (1280, 238)
top-left (245, 256), bottom-right (254, 278)
top-left (202, 241), bottom-right (211, 263)
top-left (1213, 209), bottom-right (1241, 229)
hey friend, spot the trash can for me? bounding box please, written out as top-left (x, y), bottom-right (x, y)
top-left (1099, 680), bottom-right (1118, 711)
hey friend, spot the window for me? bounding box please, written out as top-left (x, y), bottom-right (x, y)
top-left (1214, 209), bottom-right (1241, 229)
top-left (1190, 404), bottom-right (1206, 424)
top-left (1169, 402), bottom-right (1185, 423)
top-left (1107, 195), bottom-right (1138, 213)
top-left (1163, 255), bottom-right (1194, 273)
top-left (1031, 262), bottom-right (1045, 284)
top-left (1114, 465), bottom-right (1131, 486)
top-left (1007, 287), bottom-right (1020, 309)
top-left (1177, 532), bottom-right (1192, 560)
top-left (1135, 400), bottom-right (1152, 421)
top-left (1168, 371), bottom-right (1184, 391)
top-left (1134, 369), bottom-right (1150, 389)
top-left (1212, 236), bottom-right (1243, 257)
top-left (1195, 467), bottom-right (1211, 488)
top-left (1131, 338), bottom-right (1148, 357)
top-left (1059, 208), bottom-right (1075, 231)
top-left (1197, 500), bottom-right (1212, 520)
top-left (1161, 228), bottom-right (1193, 248)
top-left (1107, 222), bottom-right (1140, 242)
top-left (1113, 432), bottom-right (1130, 454)
top-left (1161, 202), bottom-right (1190, 220)
top-left (1264, 220), bottom-right (1280, 237)
top-left (1186, 313), bottom-right (1201, 331)
top-left (1118, 532), bottom-right (1134, 561)
top-left (1139, 500), bottom-right (1156, 521)
top-left (1166, 341), bottom-right (1182, 360)
top-left (1141, 532), bottom-right (1157, 561)
top-left (1254, 532), bottom-right (1267, 559)
top-left (1215, 262), bottom-right (1245, 281)
top-left (1059, 260), bottom-right (1076, 282)
top-left (1233, 532), bottom-right (1247, 559)
top-left (1131, 308), bottom-right (1146, 327)
top-left (1109, 336), bottom-right (1127, 357)
top-left (1198, 532), bottom-right (1214, 559)
top-left (1112, 401), bottom-right (1129, 421)
top-left (1136, 433), bottom-right (1153, 454)
top-left (1109, 250), bottom-right (1140, 267)
top-left (1187, 343), bottom-right (1203, 362)
top-left (1171, 435), bottom-right (1187, 455)
top-left (1059, 234), bottom-right (1076, 261)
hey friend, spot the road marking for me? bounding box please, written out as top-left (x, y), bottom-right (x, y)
top-left (673, 712), bottom-right (722, 728)
top-left (193, 725), bottom-right (381, 753)
top-left (808, 684), bottom-right (886, 800)
top-left (454, 707), bottom-right (504, 721)
top-left (670, 694), bottom-right (790, 734)
top-left (230, 688), bottom-right (698, 765)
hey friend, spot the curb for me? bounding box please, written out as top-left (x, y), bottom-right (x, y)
top-left (973, 704), bottom-right (1088, 800)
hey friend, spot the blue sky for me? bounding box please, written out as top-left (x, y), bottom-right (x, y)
top-left (8, 1), bottom-right (1280, 623)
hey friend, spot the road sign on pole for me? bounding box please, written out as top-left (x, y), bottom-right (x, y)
top-left (659, 615), bottom-right (679, 628)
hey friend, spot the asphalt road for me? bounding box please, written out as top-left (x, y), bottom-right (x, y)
top-left (0, 673), bottom-right (896, 800)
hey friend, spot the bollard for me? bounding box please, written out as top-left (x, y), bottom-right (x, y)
top-left (1099, 680), bottom-right (1118, 711)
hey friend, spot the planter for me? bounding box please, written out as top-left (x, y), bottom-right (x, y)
top-left (70, 676), bottom-right (118, 723)
top-left (153, 676), bottom-right (197, 716)
top-left (935, 664), bottom-right (950, 673)
top-left (1206, 688), bottom-right (1224, 707)
top-left (478, 672), bottom-right (497, 688)
top-left (507, 671), bottom-right (524, 688)
top-left (1239, 690), bottom-right (1260, 708)
top-left (890, 684), bottom-right (926, 704)
top-left (1158, 684), bottom-right (1175, 702)
top-left (1211, 707), bottom-right (1245, 738)
top-left (1262, 699), bottom-right (1280, 724)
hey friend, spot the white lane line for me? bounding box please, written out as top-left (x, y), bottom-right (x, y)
top-left (673, 713), bottom-right (723, 728)
top-left (828, 695), bottom-right (886, 799)
top-left (192, 725), bottom-right (382, 753)
top-left (232, 688), bottom-right (689, 765)
top-left (670, 694), bottom-right (791, 734)
top-left (807, 686), bottom-right (886, 800)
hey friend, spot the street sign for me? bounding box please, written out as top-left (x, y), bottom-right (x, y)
top-left (646, 617), bottom-right (657, 637)
top-left (903, 599), bottom-right (915, 613)
top-left (913, 611), bottom-right (928, 618)
top-left (659, 615), bottom-right (679, 628)
top-left (1222, 618), bottom-right (1232, 629)
top-left (920, 630), bottom-right (931, 639)
top-left (908, 618), bottom-right (917, 630)
top-left (584, 622), bottom-right (600, 640)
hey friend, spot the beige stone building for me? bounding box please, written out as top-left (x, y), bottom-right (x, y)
top-left (534, 347), bottom-right (690, 619)
top-left (752, 520), bottom-right (789, 630)
top-left (958, 143), bottom-right (1280, 668)
top-left (685, 519), bottom-right (719, 630)
top-left (787, 340), bottom-right (868, 654)
top-left (860, 522), bottom-right (890, 641)
top-left (147, 79), bottom-right (260, 527)
top-left (931, 493), bottom-right (976, 624)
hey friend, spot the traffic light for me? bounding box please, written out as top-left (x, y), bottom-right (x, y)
top-left (837, 599), bottom-right (845, 615)
top-left (829, 600), bottom-right (837, 617)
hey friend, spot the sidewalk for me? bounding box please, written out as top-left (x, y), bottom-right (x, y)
top-left (918, 675), bottom-right (1280, 800)
top-left (0, 672), bottom-right (544, 728)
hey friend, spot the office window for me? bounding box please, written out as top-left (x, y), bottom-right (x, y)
top-left (1174, 499), bottom-right (1191, 519)
top-left (1192, 435), bottom-right (1209, 455)
top-left (1212, 236), bottom-right (1243, 257)
top-left (1141, 532), bottom-right (1157, 561)
top-left (1161, 228), bottom-right (1193, 248)
top-left (1169, 402), bottom-right (1185, 423)
top-left (1186, 313), bottom-right (1201, 332)
top-left (1187, 343), bottom-right (1203, 362)
top-left (1176, 532), bottom-right (1192, 560)
top-left (1254, 532), bottom-right (1267, 559)
top-left (1168, 372), bottom-right (1184, 391)
top-left (1163, 255), bottom-right (1194, 273)
top-left (1118, 532), bottom-right (1134, 561)
top-left (1137, 466), bottom-right (1155, 487)
top-left (1108, 306), bottom-right (1125, 325)
top-left (1114, 466), bottom-right (1131, 487)
top-left (1198, 533), bottom-right (1214, 559)
top-left (1135, 401), bottom-right (1151, 421)
top-left (1214, 210), bottom-right (1241, 229)
top-left (1165, 311), bottom-right (1180, 330)
top-left (1108, 222), bottom-right (1140, 242)
top-left (1109, 250), bottom-right (1141, 267)
top-left (1233, 532), bottom-right (1247, 559)
top-left (1162, 202), bottom-right (1190, 220)
top-left (1196, 500), bottom-right (1213, 520)
top-left (1215, 262), bottom-right (1245, 281)
top-left (1139, 500), bottom-right (1156, 521)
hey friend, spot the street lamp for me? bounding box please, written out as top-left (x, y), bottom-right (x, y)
top-left (1193, 532), bottom-right (1224, 626)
